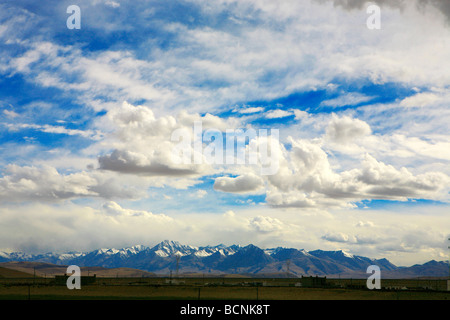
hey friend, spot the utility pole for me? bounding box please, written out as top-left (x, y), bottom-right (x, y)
top-left (286, 259), bottom-right (291, 278)
top-left (176, 254), bottom-right (181, 278)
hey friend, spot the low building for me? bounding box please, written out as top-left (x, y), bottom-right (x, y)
top-left (54, 274), bottom-right (96, 286)
top-left (165, 279), bottom-right (185, 285)
top-left (300, 275), bottom-right (327, 288)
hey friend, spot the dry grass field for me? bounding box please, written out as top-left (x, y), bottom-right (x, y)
top-left (0, 267), bottom-right (35, 278)
top-left (0, 277), bottom-right (448, 300)
top-left (1, 263), bottom-right (448, 300)
top-left (0, 261), bottom-right (155, 278)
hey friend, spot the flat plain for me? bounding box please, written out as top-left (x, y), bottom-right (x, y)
top-left (0, 276), bottom-right (448, 300)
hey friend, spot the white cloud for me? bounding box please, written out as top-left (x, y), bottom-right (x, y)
top-left (325, 114), bottom-right (372, 144)
top-left (249, 216), bottom-right (284, 233)
top-left (293, 110), bottom-right (309, 121)
top-left (214, 173), bottom-right (265, 194)
top-left (3, 0), bottom-right (450, 119)
top-left (233, 106), bottom-right (264, 114)
top-left (6, 123), bottom-right (102, 140)
top-left (176, 109), bottom-right (241, 131)
top-left (265, 189), bottom-right (317, 208)
top-left (102, 201), bottom-right (173, 221)
top-left (0, 164), bottom-right (96, 202)
top-left (190, 189), bottom-right (207, 198)
top-left (0, 164), bottom-right (151, 202)
top-left (320, 93), bottom-right (375, 108)
top-left (264, 133), bottom-right (450, 208)
top-left (3, 102), bottom-right (447, 209)
top-left (322, 232), bottom-right (356, 243)
top-left (3, 109), bottom-right (19, 118)
top-left (94, 102), bottom-right (218, 179)
top-left (105, 1), bottom-right (120, 8)
top-left (355, 154), bottom-right (449, 200)
top-left (355, 221), bottom-right (375, 228)
top-left (98, 149), bottom-right (203, 177)
top-left (264, 109), bottom-right (294, 119)
top-left (400, 92), bottom-right (442, 108)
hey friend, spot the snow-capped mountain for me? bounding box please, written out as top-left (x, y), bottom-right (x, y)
top-left (152, 240), bottom-right (198, 257)
top-left (0, 240), bottom-right (447, 278)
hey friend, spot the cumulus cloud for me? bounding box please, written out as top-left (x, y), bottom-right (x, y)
top-left (323, 231), bottom-right (383, 246)
top-left (265, 190), bottom-right (317, 208)
top-left (95, 102), bottom-right (220, 178)
top-left (214, 173), bottom-right (265, 194)
top-left (0, 164), bottom-right (148, 202)
top-left (325, 114), bottom-right (372, 144)
top-left (264, 134), bottom-right (450, 208)
top-left (3, 103), bottom-right (447, 209)
top-left (0, 165), bottom-right (97, 202)
top-left (249, 216), bottom-right (284, 233)
top-left (322, 232), bottom-right (356, 243)
top-left (355, 154), bottom-right (449, 200)
top-left (102, 201), bottom-right (173, 221)
top-left (98, 149), bottom-right (202, 176)
top-left (95, 102), bottom-right (282, 180)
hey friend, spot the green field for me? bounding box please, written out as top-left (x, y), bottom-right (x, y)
top-left (0, 277), bottom-right (448, 300)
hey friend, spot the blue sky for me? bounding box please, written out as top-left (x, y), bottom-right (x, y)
top-left (0, 0), bottom-right (449, 266)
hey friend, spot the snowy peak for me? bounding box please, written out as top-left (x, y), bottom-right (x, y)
top-left (1, 241), bottom-right (446, 278)
top-left (151, 240), bottom-right (198, 257)
top-left (337, 250), bottom-right (354, 258)
top-left (194, 249), bottom-right (213, 258)
top-left (149, 241), bottom-right (239, 258)
top-left (125, 245), bottom-right (146, 255)
top-left (95, 245), bottom-right (148, 257)
top-left (264, 246), bottom-right (313, 258)
top-left (199, 244), bottom-right (237, 254)
top-left (299, 249), bottom-right (313, 257)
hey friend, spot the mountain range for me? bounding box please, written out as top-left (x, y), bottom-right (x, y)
top-left (0, 240), bottom-right (448, 278)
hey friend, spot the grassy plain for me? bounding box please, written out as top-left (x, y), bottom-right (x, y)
top-left (0, 277), bottom-right (448, 300)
